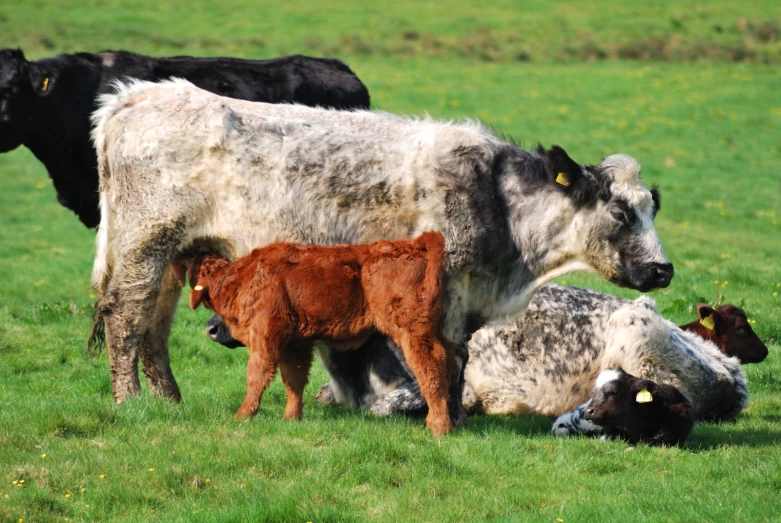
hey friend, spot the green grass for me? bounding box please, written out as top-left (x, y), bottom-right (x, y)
top-left (2, 1), bottom-right (781, 521)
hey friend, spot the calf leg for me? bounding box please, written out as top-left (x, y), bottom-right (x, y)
top-left (235, 322), bottom-right (288, 420)
top-left (399, 333), bottom-right (453, 437)
top-left (279, 343), bottom-right (314, 420)
top-left (139, 266), bottom-right (182, 401)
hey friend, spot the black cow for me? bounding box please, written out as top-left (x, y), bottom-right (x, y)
top-left (0, 48), bottom-right (370, 227)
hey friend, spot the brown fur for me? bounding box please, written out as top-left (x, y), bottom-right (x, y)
top-left (680, 304), bottom-right (768, 364)
top-left (188, 231), bottom-right (454, 437)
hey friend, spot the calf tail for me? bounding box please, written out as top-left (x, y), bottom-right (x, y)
top-left (420, 231), bottom-right (447, 319)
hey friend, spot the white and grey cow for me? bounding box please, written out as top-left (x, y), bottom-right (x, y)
top-left (89, 79), bottom-right (672, 419)
top-left (214, 284), bottom-right (746, 425)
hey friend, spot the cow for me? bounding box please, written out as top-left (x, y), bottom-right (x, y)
top-left (579, 369), bottom-right (695, 447)
top-left (186, 232), bottom-right (454, 436)
top-left (89, 79), bottom-right (673, 423)
top-left (211, 285), bottom-right (752, 424)
top-left (0, 48), bottom-right (370, 227)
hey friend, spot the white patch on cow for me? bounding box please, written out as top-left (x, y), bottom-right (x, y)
top-left (595, 369), bottom-right (622, 389)
top-left (100, 52), bottom-right (116, 67)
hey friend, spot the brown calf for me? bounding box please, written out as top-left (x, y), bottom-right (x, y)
top-left (680, 304), bottom-right (768, 364)
top-left (187, 231), bottom-right (454, 436)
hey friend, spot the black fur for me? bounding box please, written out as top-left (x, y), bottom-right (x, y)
top-left (0, 48), bottom-right (370, 227)
top-left (585, 369), bottom-right (695, 447)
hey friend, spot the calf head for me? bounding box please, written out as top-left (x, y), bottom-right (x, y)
top-left (187, 254), bottom-right (230, 311)
top-left (583, 368), bottom-right (655, 427)
top-left (531, 147), bottom-right (673, 292)
top-left (685, 304), bottom-right (768, 364)
top-left (0, 48), bottom-right (54, 152)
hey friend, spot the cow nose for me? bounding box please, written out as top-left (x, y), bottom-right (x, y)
top-left (206, 323), bottom-right (220, 340)
top-left (652, 263), bottom-right (674, 288)
top-left (585, 407), bottom-right (595, 417)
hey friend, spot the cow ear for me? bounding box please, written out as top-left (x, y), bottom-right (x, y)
top-left (189, 285), bottom-right (207, 310)
top-left (544, 146), bottom-right (591, 202)
top-left (28, 63), bottom-right (56, 97)
top-left (697, 304), bottom-right (722, 331)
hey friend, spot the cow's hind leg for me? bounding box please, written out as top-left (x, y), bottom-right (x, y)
top-left (398, 333), bottom-right (453, 437)
top-left (139, 266), bottom-right (182, 401)
top-left (97, 222), bottom-right (185, 404)
top-left (279, 343), bottom-right (314, 420)
top-left (100, 250), bottom-right (174, 404)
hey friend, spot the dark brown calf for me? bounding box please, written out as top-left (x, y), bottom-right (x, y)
top-left (680, 304), bottom-right (768, 364)
top-left (187, 231), bottom-right (454, 436)
top-left (585, 368), bottom-right (695, 447)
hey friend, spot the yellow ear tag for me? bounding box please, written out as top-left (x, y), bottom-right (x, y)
top-left (41, 77), bottom-right (49, 92)
top-left (194, 285), bottom-right (203, 291)
top-left (636, 388), bottom-right (653, 404)
top-left (556, 172), bottom-right (570, 187)
top-left (700, 314), bottom-right (716, 331)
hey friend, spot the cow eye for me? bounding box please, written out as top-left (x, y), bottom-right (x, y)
top-left (611, 207), bottom-right (630, 225)
top-left (736, 326), bottom-right (748, 336)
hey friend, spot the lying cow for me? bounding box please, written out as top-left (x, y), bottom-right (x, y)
top-left (89, 79), bottom-right (672, 418)
top-left (210, 285), bottom-right (753, 423)
top-left (0, 48), bottom-right (370, 227)
top-left (580, 369), bottom-right (695, 447)
top-left (187, 232), bottom-right (454, 435)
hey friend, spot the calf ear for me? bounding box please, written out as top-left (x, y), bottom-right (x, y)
top-left (28, 63), bottom-right (56, 97)
top-left (633, 380), bottom-right (657, 403)
top-left (697, 304), bottom-right (722, 331)
top-left (189, 285), bottom-right (207, 310)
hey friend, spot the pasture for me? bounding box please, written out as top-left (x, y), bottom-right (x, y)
top-left (1, 1), bottom-right (780, 521)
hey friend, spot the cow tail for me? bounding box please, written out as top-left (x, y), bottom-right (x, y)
top-left (421, 231), bottom-right (447, 322)
top-left (87, 137), bottom-right (113, 357)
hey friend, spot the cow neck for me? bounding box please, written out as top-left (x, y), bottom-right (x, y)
top-left (483, 166), bottom-right (592, 322)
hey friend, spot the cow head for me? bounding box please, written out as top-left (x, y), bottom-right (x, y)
top-left (584, 368), bottom-right (653, 426)
top-left (690, 304), bottom-right (768, 364)
top-left (0, 48), bottom-right (55, 152)
top-left (526, 146), bottom-right (673, 292)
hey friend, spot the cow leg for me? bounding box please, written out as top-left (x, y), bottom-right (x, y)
top-left (100, 243), bottom-right (175, 404)
top-left (103, 312), bottom-right (141, 404)
top-left (279, 343), bottom-right (314, 420)
top-left (138, 266), bottom-right (182, 401)
top-left (399, 333), bottom-right (453, 437)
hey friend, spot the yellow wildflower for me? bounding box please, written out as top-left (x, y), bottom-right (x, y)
top-left (40, 454), bottom-right (46, 459)
top-left (721, 281), bottom-right (728, 288)
top-left (85, 504), bottom-right (90, 508)
top-left (79, 487), bottom-right (85, 493)
top-left (720, 253), bottom-right (730, 259)
top-left (148, 468), bottom-right (155, 472)
top-left (65, 493), bottom-right (71, 498)
top-left (99, 474), bottom-right (105, 479)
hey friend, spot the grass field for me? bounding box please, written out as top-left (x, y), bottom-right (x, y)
top-left (2, 1), bottom-right (781, 521)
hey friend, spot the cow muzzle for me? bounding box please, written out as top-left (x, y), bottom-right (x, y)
top-left (622, 262), bottom-right (675, 292)
top-left (206, 315), bottom-right (245, 349)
